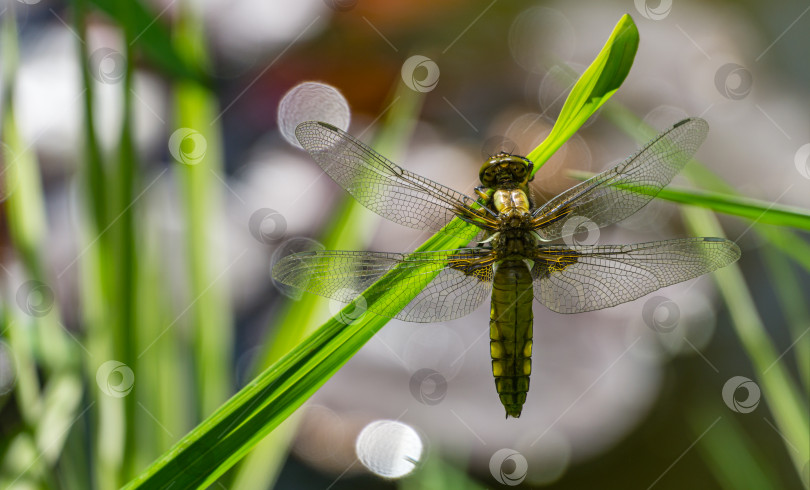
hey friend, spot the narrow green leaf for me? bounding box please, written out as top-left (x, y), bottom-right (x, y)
top-left (87, 0), bottom-right (210, 86)
top-left (526, 14), bottom-right (638, 171)
top-left (173, 2), bottom-right (234, 422)
top-left (600, 102), bottom-right (810, 272)
top-left (687, 403), bottom-right (783, 489)
top-left (682, 206), bottom-right (810, 480)
top-left (567, 170), bottom-right (810, 230)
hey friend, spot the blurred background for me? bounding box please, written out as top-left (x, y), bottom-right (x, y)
top-left (0, 0), bottom-right (808, 488)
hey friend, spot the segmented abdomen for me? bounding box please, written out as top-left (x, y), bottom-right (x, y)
top-left (490, 260), bottom-right (534, 418)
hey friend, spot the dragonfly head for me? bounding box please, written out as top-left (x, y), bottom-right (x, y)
top-left (479, 152), bottom-right (534, 188)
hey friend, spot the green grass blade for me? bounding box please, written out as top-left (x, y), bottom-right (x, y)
top-left (686, 402), bottom-right (783, 489)
top-left (760, 249), bottom-right (810, 392)
top-left (173, 4), bottom-right (234, 419)
top-left (526, 14), bottom-right (638, 170)
top-left (682, 206), bottom-right (810, 480)
top-left (600, 103), bottom-right (810, 272)
top-left (567, 170), bottom-right (810, 230)
top-left (125, 15), bottom-right (639, 487)
top-left (87, 0), bottom-right (209, 86)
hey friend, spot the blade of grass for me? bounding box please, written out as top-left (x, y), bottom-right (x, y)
top-left (760, 249), bottom-right (810, 392)
top-left (526, 13), bottom-right (637, 170)
top-left (686, 402), bottom-right (784, 490)
top-left (682, 205), bottom-right (810, 479)
top-left (113, 7), bottom-right (140, 482)
top-left (133, 209), bottom-right (192, 471)
top-left (72, 0), bottom-right (131, 486)
top-left (87, 0), bottom-right (209, 86)
top-left (230, 81), bottom-right (424, 490)
top-left (566, 170), bottom-right (810, 230)
top-left (601, 102), bottom-right (810, 272)
top-left (2, 6), bottom-right (82, 486)
top-left (126, 14), bottom-right (638, 488)
top-left (172, 1), bottom-right (234, 419)
top-left (544, 56), bottom-right (810, 272)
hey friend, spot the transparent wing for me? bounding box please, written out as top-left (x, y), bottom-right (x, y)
top-left (272, 248), bottom-right (494, 323)
top-left (532, 237), bottom-right (740, 313)
top-left (532, 118), bottom-right (709, 240)
top-left (296, 121), bottom-right (493, 236)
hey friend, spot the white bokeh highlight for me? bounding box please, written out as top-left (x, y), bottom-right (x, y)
top-left (277, 82), bottom-right (350, 149)
top-left (356, 420), bottom-right (423, 479)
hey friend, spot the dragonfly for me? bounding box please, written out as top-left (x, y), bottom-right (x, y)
top-left (272, 117), bottom-right (740, 418)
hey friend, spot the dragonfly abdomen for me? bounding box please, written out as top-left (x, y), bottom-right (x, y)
top-left (490, 259), bottom-right (534, 418)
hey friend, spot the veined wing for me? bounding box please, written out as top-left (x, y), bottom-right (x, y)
top-left (532, 118), bottom-right (709, 241)
top-left (272, 248), bottom-right (494, 323)
top-left (296, 121), bottom-right (496, 236)
top-left (532, 237), bottom-right (740, 313)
